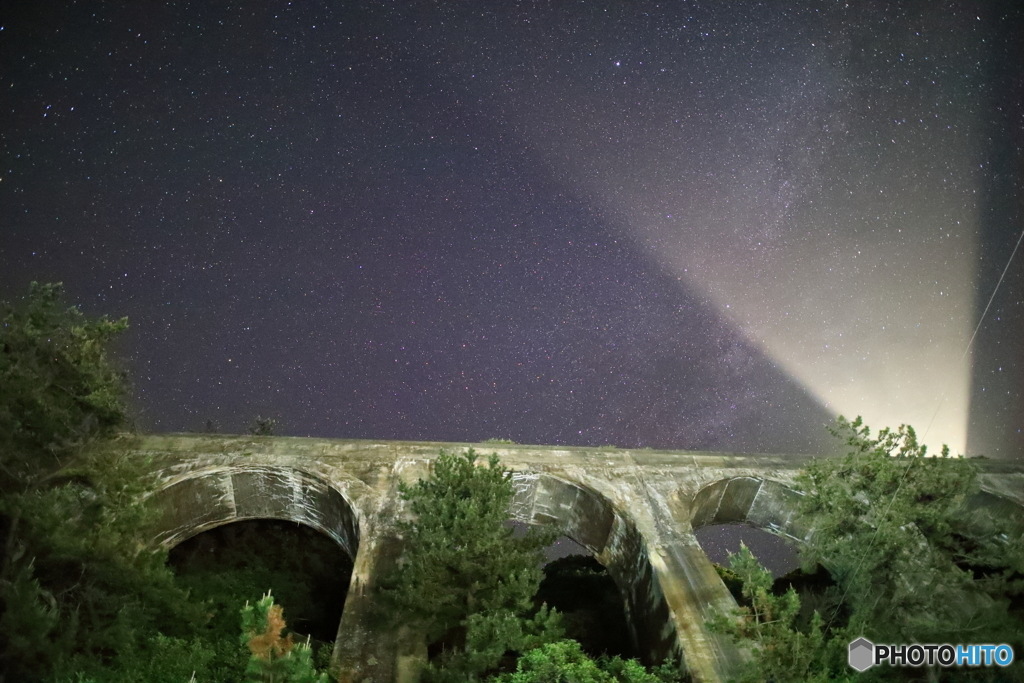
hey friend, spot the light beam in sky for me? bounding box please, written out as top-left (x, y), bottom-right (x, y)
top-left (472, 3), bottom-right (987, 454)
top-left (562, 142), bottom-right (979, 456)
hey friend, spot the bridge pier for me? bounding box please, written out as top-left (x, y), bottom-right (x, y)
top-left (330, 526), bottom-right (411, 683)
top-left (330, 455), bottom-right (433, 683)
top-left (647, 536), bottom-right (746, 683)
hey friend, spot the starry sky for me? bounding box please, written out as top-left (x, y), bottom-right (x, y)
top-left (2, 1), bottom-right (1022, 460)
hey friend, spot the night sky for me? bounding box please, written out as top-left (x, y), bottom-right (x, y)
top-left (2, 2), bottom-right (1022, 461)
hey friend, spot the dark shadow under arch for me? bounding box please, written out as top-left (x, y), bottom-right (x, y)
top-left (536, 553), bottom-right (636, 660)
top-left (168, 518), bottom-right (353, 646)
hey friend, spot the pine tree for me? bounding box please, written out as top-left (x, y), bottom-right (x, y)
top-left (240, 592), bottom-right (328, 683)
top-left (0, 283), bottom-right (201, 682)
top-left (491, 639), bottom-right (679, 683)
top-left (707, 544), bottom-right (853, 683)
top-left (0, 282), bottom-right (129, 494)
top-left (796, 416), bottom-right (1024, 649)
top-left (708, 418), bottom-right (1024, 682)
top-left (248, 416), bottom-right (278, 436)
top-left (378, 449), bottom-right (563, 681)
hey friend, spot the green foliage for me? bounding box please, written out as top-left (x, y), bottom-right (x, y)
top-left (0, 284), bottom-right (206, 682)
top-left (381, 449), bottom-right (557, 636)
top-left (8, 441), bottom-right (207, 679)
top-left (240, 593), bottom-right (328, 683)
top-left (534, 555), bottom-right (634, 660)
top-left (492, 639), bottom-right (611, 683)
top-left (427, 607), bottom-right (565, 683)
top-left (1, 555), bottom-right (63, 675)
top-left (70, 632), bottom-right (222, 683)
top-left (711, 563), bottom-right (745, 604)
top-left (382, 448), bottom-right (682, 682)
top-left (168, 520), bottom-right (350, 663)
top-left (708, 545), bottom-right (852, 683)
top-left (0, 284), bottom-right (338, 683)
top-left (796, 416), bottom-right (1024, 648)
top-left (117, 634), bottom-right (217, 683)
top-left (491, 639), bottom-right (679, 683)
top-left (379, 448), bottom-right (563, 680)
top-left (483, 438), bottom-right (516, 445)
top-left (709, 417), bottom-right (1024, 682)
top-left (0, 282), bottom-right (129, 492)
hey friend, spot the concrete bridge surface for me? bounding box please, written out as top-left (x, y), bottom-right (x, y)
top-left (137, 434), bottom-right (1024, 683)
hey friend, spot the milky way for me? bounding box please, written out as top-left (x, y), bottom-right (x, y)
top-left (1, 2), bottom-right (1021, 459)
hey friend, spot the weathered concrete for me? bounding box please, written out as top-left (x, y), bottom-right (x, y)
top-left (137, 435), bottom-right (1024, 683)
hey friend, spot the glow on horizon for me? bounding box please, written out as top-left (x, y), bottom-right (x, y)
top-left (614, 152), bottom-right (982, 456)
top-left (477, 6), bottom-right (987, 455)
top-left (520, 118), bottom-right (982, 456)
top-left (631, 212), bottom-right (977, 456)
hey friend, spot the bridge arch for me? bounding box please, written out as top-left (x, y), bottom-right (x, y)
top-left (963, 489), bottom-right (1024, 536)
top-left (147, 464), bottom-right (360, 560)
top-left (508, 472), bottom-right (679, 666)
top-left (689, 474), bottom-right (1024, 542)
top-left (124, 435), bottom-right (1024, 683)
top-left (690, 476), bottom-right (808, 542)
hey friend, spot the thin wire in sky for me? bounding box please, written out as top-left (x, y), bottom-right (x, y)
top-left (826, 221), bottom-right (1024, 633)
top-left (921, 223), bottom-right (1024, 445)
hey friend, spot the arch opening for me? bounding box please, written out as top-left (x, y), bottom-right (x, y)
top-left (689, 476), bottom-right (809, 579)
top-left (690, 476), bottom-right (807, 542)
top-left (536, 553), bottom-right (636, 660)
top-left (146, 465), bottom-right (361, 660)
top-left (168, 519), bottom-right (353, 651)
top-left (690, 476), bottom-right (838, 635)
top-left (501, 524), bottom-right (634, 659)
top-left (694, 523), bottom-right (800, 579)
top-left (509, 473), bottom-right (680, 668)
top-left (689, 475), bottom-right (1024, 576)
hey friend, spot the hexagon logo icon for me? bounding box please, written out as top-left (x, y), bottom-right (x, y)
top-left (849, 637), bottom-right (874, 672)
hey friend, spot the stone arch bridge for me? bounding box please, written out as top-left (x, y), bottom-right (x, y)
top-left (137, 434), bottom-right (1024, 683)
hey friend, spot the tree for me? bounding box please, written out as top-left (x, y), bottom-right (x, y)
top-left (380, 448), bottom-right (686, 683)
top-left (796, 417), bottom-right (1024, 652)
top-left (491, 639), bottom-right (679, 683)
top-left (379, 448), bottom-right (563, 681)
top-left (708, 417), bottom-right (1024, 682)
top-left (248, 416), bottom-right (278, 436)
top-left (707, 544), bottom-right (853, 683)
top-left (0, 282), bottom-right (129, 495)
top-left (240, 592), bottom-right (328, 683)
top-left (0, 283), bottom-right (205, 682)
